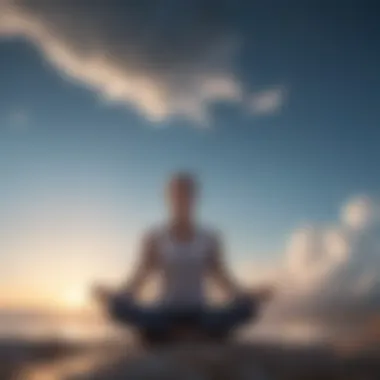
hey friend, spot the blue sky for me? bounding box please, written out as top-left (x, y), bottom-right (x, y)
top-left (0, 0), bottom-right (380, 314)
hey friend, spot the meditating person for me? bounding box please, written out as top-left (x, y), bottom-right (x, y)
top-left (94, 172), bottom-right (273, 343)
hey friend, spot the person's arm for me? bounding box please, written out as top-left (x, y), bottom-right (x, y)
top-left (208, 233), bottom-right (275, 302)
top-left (121, 232), bottom-right (158, 296)
top-left (208, 233), bottom-right (243, 298)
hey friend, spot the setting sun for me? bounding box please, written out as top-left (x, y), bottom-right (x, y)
top-left (62, 288), bottom-right (89, 311)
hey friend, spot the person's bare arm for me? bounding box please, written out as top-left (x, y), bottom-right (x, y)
top-left (208, 233), bottom-right (242, 298)
top-left (209, 233), bottom-right (275, 302)
top-left (92, 233), bottom-right (158, 304)
top-left (121, 232), bottom-right (158, 296)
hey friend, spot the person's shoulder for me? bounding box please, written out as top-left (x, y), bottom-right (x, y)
top-left (198, 225), bottom-right (222, 244)
top-left (142, 224), bottom-right (168, 244)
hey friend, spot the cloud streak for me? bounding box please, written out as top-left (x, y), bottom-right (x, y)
top-left (0, 0), bottom-right (286, 124)
top-left (249, 87), bottom-right (287, 116)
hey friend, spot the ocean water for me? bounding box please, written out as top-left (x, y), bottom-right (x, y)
top-left (0, 313), bottom-right (119, 343)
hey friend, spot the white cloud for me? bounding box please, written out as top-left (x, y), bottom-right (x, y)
top-left (341, 196), bottom-right (379, 230)
top-left (248, 86), bottom-right (287, 116)
top-left (247, 195), bottom-right (380, 336)
top-left (224, 196), bottom-right (380, 340)
top-left (0, 1), bottom-right (287, 124)
top-left (284, 225), bottom-right (350, 291)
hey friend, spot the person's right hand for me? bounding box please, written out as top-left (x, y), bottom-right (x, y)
top-left (91, 284), bottom-right (112, 304)
top-left (254, 285), bottom-right (275, 303)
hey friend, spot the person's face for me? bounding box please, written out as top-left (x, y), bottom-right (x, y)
top-left (168, 178), bottom-right (196, 221)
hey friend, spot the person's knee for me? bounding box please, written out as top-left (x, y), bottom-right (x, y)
top-left (108, 294), bottom-right (134, 322)
top-left (234, 297), bottom-right (259, 321)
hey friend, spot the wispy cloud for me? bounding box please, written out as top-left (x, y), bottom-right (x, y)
top-left (248, 87), bottom-right (287, 116)
top-left (341, 195), bottom-right (379, 230)
top-left (0, 0), bottom-right (287, 124)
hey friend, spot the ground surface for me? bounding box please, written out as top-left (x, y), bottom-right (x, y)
top-left (2, 339), bottom-right (380, 380)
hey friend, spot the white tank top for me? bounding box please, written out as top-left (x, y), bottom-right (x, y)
top-left (152, 226), bottom-right (216, 308)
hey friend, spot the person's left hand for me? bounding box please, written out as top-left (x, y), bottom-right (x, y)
top-left (91, 284), bottom-right (113, 304)
top-left (254, 285), bottom-right (275, 303)
top-left (237, 286), bottom-right (274, 304)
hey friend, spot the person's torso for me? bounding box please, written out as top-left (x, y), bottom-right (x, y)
top-left (153, 225), bottom-right (215, 308)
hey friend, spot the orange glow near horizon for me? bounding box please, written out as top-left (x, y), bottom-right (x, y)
top-left (61, 287), bottom-right (91, 312)
top-left (0, 204), bottom-right (135, 314)
top-left (0, 283), bottom-right (93, 313)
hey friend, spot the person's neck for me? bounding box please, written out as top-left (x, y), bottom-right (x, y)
top-left (170, 218), bottom-right (195, 240)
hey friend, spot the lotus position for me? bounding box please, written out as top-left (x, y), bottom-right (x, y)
top-left (94, 172), bottom-right (273, 343)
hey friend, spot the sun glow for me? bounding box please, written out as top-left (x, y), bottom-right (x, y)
top-left (61, 287), bottom-right (89, 311)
